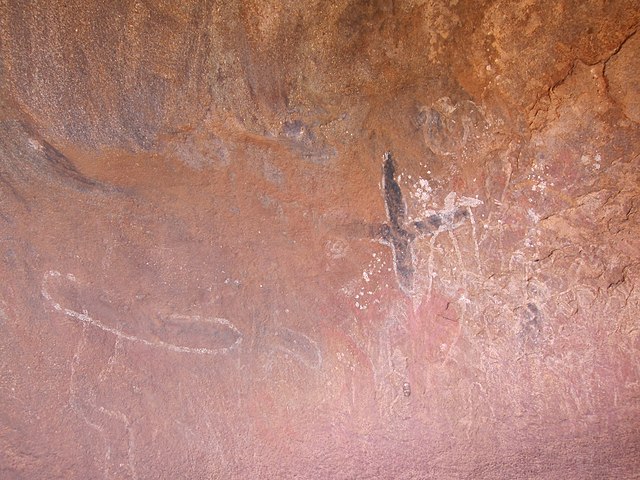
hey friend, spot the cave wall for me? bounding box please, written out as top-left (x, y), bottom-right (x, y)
top-left (1, 1), bottom-right (639, 478)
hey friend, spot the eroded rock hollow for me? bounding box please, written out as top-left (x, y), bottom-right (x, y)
top-left (1, 1), bottom-right (639, 478)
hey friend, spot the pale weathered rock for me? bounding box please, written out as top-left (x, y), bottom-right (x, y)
top-left (0, 1), bottom-right (639, 478)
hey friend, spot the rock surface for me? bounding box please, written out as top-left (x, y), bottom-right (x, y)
top-left (1, 1), bottom-right (639, 478)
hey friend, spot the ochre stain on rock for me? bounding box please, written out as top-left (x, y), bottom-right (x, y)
top-left (1, 1), bottom-right (640, 478)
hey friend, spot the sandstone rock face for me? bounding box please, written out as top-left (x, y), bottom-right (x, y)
top-left (1, 1), bottom-right (639, 478)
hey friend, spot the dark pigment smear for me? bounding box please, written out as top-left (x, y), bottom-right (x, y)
top-left (382, 152), bottom-right (415, 292)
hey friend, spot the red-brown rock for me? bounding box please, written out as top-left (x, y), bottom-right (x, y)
top-left (1, 1), bottom-right (639, 478)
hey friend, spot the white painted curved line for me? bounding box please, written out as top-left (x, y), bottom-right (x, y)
top-left (269, 327), bottom-right (322, 370)
top-left (42, 271), bottom-right (242, 355)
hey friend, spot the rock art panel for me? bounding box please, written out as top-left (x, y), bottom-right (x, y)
top-left (0, 1), bottom-right (639, 479)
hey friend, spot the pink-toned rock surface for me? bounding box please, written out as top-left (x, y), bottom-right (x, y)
top-left (1, 1), bottom-right (639, 478)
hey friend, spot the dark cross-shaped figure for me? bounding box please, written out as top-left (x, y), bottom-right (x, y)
top-left (371, 152), bottom-right (469, 295)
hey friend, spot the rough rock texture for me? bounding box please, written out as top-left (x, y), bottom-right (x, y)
top-left (1, 1), bottom-right (639, 478)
